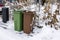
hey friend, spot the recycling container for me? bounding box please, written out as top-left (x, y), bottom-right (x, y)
top-left (14, 10), bottom-right (23, 31)
top-left (23, 11), bottom-right (34, 34)
top-left (2, 7), bottom-right (9, 23)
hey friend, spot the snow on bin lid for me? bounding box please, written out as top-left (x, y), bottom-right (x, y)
top-left (23, 10), bottom-right (35, 14)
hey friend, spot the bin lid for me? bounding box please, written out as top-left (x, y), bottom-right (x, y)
top-left (23, 10), bottom-right (35, 15)
top-left (13, 9), bottom-right (23, 13)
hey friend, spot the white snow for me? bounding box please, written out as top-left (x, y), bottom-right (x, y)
top-left (0, 20), bottom-right (60, 40)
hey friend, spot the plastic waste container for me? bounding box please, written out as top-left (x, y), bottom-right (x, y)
top-left (23, 11), bottom-right (34, 34)
top-left (2, 7), bottom-right (9, 23)
top-left (14, 10), bottom-right (23, 31)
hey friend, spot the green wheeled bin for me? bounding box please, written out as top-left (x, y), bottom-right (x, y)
top-left (14, 10), bottom-right (23, 31)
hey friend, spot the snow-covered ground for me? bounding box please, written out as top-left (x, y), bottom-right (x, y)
top-left (0, 19), bottom-right (60, 40)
